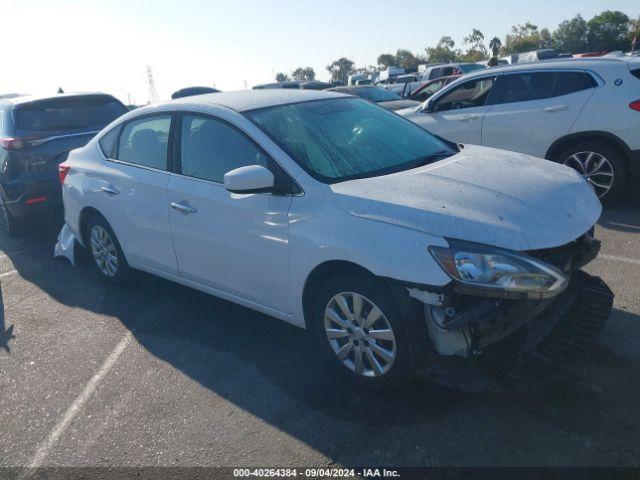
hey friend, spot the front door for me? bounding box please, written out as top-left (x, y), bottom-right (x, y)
top-left (167, 113), bottom-right (293, 313)
top-left (413, 76), bottom-right (497, 145)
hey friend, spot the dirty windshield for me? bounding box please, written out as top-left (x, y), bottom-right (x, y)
top-left (246, 97), bottom-right (456, 183)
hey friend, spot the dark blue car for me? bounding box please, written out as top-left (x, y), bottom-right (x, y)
top-left (0, 92), bottom-right (127, 235)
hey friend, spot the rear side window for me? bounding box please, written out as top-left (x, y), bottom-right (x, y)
top-left (99, 126), bottom-right (120, 158)
top-left (115, 115), bottom-right (171, 170)
top-left (14, 95), bottom-right (127, 132)
top-left (493, 72), bottom-right (556, 105)
top-left (554, 72), bottom-right (597, 96)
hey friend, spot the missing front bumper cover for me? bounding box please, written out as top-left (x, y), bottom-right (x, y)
top-left (417, 271), bottom-right (613, 391)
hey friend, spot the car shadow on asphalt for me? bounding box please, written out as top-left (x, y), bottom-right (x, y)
top-left (597, 186), bottom-right (640, 233)
top-left (2, 214), bottom-right (640, 465)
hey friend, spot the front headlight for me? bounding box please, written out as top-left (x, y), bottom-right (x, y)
top-left (429, 242), bottom-right (568, 299)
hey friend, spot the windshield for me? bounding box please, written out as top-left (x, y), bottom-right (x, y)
top-left (245, 98), bottom-right (456, 183)
top-left (15, 95), bottom-right (127, 132)
top-left (354, 87), bottom-right (402, 102)
top-left (459, 64), bottom-right (486, 73)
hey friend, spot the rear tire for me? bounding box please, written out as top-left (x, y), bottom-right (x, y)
top-left (556, 142), bottom-right (628, 204)
top-left (0, 198), bottom-right (26, 237)
top-left (312, 272), bottom-right (413, 389)
top-left (86, 214), bottom-right (130, 283)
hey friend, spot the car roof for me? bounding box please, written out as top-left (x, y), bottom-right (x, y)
top-left (0, 91), bottom-right (118, 106)
top-left (462, 57), bottom-right (636, 79)
top-left (171, 89), bottom-right (349, 112)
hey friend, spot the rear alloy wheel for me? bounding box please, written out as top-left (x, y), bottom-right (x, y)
top-left (313, 273), bottom-right (412, 389)
top-left (87, 215), bottom-right (129, 283)
top-left (558, 142), bottom-right (627, 204)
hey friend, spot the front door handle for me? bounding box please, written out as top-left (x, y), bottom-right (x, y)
top-left (171, 201), bottom-right (197, 215)
top-left (100, 186), bottom-right (119, 195)
top-left (544, 105), bottom-right (569, 113)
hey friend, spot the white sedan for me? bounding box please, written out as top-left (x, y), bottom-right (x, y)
top-left (56, 90), bottom-right (612, 389)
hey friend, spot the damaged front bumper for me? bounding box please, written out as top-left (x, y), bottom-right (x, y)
top-left (415, 270), bottom-right (613, 391)
top-left (405, 234), bottom-right (613, 390)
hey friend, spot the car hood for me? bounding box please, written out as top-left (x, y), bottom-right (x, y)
top-left (378, 99), bottom-right (421, 111)
top-left (330, 145), bottom-right (601, 251)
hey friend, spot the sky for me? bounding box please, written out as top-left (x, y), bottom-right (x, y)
top-left (1, 0), bottom-right (637, 104)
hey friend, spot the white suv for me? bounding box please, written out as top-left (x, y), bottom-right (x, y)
top-left (56, 90), bottom-right (612, 390)
top-left (399, 57), bottom-right (640, 202)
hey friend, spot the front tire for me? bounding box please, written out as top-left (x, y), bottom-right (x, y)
top-left (86, 215), bottom-right (129, 283)
top-left (557, 142), bottom-right (628, 204)
top-left (312, 273), bottom-right (412, 389)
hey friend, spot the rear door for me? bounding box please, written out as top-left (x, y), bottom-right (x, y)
top-left (91, 113), bottom-right (178, 276)
top-left (481, 71), bottom-right (597, 157)
top-left (412, 76), bottom-right (497, 145)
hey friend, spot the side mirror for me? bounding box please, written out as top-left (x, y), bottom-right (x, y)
top-left (224, 165), bottom-right (275, 194)
top-left (421, 98), bottom-right (434, 113)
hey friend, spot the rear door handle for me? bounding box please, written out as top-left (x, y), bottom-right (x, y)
top-left (100, 186), bottom-right (119, 195)
top-left (171, 201), bottom-right (197, 215)
top-left (457, 114), bottom-right (479, 121)
top-left (544, 105), bottom-right (569, 113)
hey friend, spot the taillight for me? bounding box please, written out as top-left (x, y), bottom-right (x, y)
top-left (0, 138), bottom-right (24, 150)
top-left (58, 162), bottom-right (71, 184)
top-left (630, 100), bottom-right (640, 112)
top-left (25, 196), bottom-right (47, 205)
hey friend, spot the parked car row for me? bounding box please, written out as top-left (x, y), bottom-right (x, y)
top-left (52, 88), bottom-right (615, 390)
top-left (3, 56), bottom-right (634, 390)
top-left (398, 56), bottom-right (640, 203)
top-left (0, 93), bottom-right (128, 234)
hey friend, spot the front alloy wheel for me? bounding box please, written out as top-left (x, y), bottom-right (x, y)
top-left (90, 224), bottom-right (119, 278)
top-left (563, 151), bottom-right (614, 199)
top-left (324, 292), bottom-right (397, 377)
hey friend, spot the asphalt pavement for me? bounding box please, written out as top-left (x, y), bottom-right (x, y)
top-left (0, 188), bottom-right (639, 469)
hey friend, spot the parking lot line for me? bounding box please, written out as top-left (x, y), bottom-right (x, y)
top-left (0, 269), bottom-right (18, 279)
top-left (23, 329), bottom-right (134, 474)
top-left (599, 254), bottom-right (640, 266)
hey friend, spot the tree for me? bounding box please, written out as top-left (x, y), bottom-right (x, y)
top-left (587, 10), bottom-right (631, 51)
top-left (489, 37), bottom-right (502, 58)
top-left (539, 28), bottom-right (554, 49)
top-left (377, 53), bottom-right (397, 68)
top-left (425, 36), bottom-right (460, 63)
top-left (292, 67), bottom-right (315, 81)
top-left (275, 72), bottom-right (290, 82)
top-left (553, 15), bottom-right (589, 53)
top-left (504, 22), bottom-right (542, 53)
top-left (326, 57), bottom-right (355, 84)
top-left (461, 29), bottom-right (488, 62)
top-left (395, 49), bottom-right (424, 69)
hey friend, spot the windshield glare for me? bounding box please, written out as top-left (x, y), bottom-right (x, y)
top-left (246, 98), bottom-right (455, 183)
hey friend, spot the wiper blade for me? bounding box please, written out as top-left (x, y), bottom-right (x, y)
top-left (407, 150), bottom-right (454, 169)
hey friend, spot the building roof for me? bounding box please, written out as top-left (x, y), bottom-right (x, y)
top-left (171, 89), bottom-right (348, 112)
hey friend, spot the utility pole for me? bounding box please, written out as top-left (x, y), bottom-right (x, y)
top-left (146, 65), bottom-right (159, 104)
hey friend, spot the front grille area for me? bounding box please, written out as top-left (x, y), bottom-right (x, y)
top-left (527, 230), bottom-right (599, 273)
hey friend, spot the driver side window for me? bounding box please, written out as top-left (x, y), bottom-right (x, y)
top-left (433, 77), bottom-right (495, 112)
top-left (180, 114), bottom-right (268, 183)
